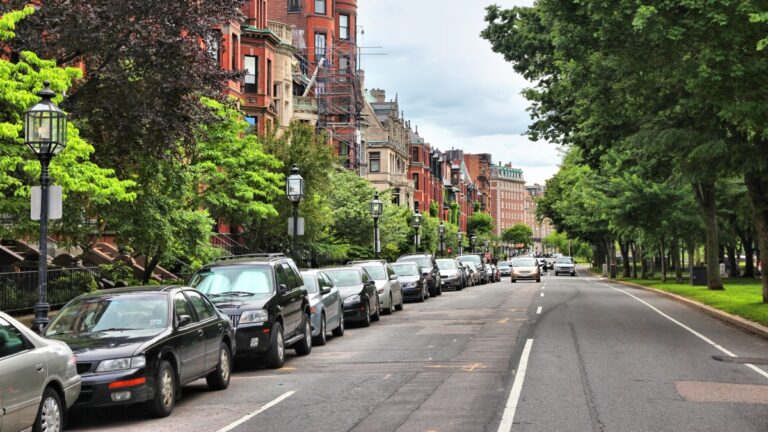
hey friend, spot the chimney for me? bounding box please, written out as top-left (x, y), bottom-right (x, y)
top-left (370, 88), bottom-right (386, 103)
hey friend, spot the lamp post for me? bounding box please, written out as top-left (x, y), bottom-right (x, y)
top-left (411, 208), bottom-right (422, 252)
top-left (370, 191), bottom-right (383, 258)
top-left (24, 81), bottom-right (67, 333)
top-left (470, 234), bottom-right (477, 253)
top-left (438, 222), bottom-right (445, 257)
top-left (286, 165), bottom-right (305, 257)
top-left (457, 232), bottom-right (463, 255)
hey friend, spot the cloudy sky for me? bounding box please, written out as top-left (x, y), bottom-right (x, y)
top-left (359, 0), bottom-right (562, 185)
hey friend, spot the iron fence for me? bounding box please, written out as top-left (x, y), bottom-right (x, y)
top-left (0, 267), bottom-right (102, 314)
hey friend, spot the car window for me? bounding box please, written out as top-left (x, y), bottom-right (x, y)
top-left (175, 293), bottom-right (195, 321)
top-left (301, 274), bottom-right (319, 293)
top-left (362, 265), bottom-right (387, 280)
top-left (436, 260), bottom-right (456, 270)
top-left (0, 318), bottom-right (29, 358)
top-left (322, 274), bottom-right (335, 288)
top-left (325, 269), bottom-right (363, 286)
top-left (281, 263), bottom-right (303, 289)
top-left (386, 265), bottom-right (396, 278)
top-left (556, 258), bottom-right (574, 264)
top-left (275, 265), bottom-right (291, 289)
top-left (391, 263), bottom-right (420, 276)
top-left (191, 266), bottom-right (275, 295)
top-left (185, 291), bottom-right (214, 320)
top-left (45, 294), bottom-right (170, 337)
top-left (512, 258), bottom-right (537, 267)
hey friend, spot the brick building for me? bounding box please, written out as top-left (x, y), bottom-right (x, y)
top-left (463, 153), bottom-right (492, 213)
top-left (490, 163), bottom-right (527, 236)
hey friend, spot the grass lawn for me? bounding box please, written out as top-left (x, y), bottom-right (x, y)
top-left (618, 277), bottom-right (768, 327)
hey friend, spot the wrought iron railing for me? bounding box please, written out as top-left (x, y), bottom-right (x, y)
top-left (0, 267), bottom-right (103, 314)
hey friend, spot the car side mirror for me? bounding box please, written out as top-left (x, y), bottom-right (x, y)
top-left (320, 286), bottom-right (331, 295)
top-left (177, 314), bottom-right (193, 328)
top-left (390, 274), bottom-right (398, 281)
top-left (278, 283), bottom-right (289, 294)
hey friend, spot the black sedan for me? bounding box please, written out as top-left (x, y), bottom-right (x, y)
top-left (44, 286), bottom-right (235, 418)
top-left (324, 267), bottom-right (380, 327)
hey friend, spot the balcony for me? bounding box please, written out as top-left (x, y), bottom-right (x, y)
top-left (267, 21), bottom-right (293, 45)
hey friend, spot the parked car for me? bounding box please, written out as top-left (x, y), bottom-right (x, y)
top-left (465, 262), bottom-right (481, 285)
top-left (436, 258), bottom-right (464, 290)
top-left (351, 261), bottom-right (404, 314)
top-left (510, 257), bottom-right (542, 283)
top-left (456, 260), bottom-right (471, 287)
top-left (324, 267), bottom-right (381, 327)
top-left (396, 254), bottom-right (442, 296)
top-left (1, 311), bottom-right (80, 432)
top-left (391, 262), bottom-right (430, 302)
top-left (190, 253), bottom-right (312, 369)
top-left (497, 261), bottom-right (512, 277)
top-left (45, 286), bottom-right (234, 418)
top-left (485, 264), bottom-right (496, 283)
top-left (554, 256), bottom-right (577, 276)
top-left (300, 270), bottom-right (345, 346)
top-left (457, 254), bottom-right (488, 284)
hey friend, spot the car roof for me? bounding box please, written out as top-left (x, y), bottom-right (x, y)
top-left (82, 285), bottom-right (184, 297)
top-left (201, 253), bottom-right (290, 269)
top-left (323, 266), bottom-right (362, 272)
top-left (350, 259), bottom-right (387, 265)
top-left (398, 254), bottom-right (432, 259)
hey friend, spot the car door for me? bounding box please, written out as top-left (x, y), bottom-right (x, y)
top-left (386, 265), bottom-right (402, 305)
top-left (276, 263), bottom-right (302, 336)
top-left (173, 293), bottom-right (206, 383)
top-left (184, 290), bottom-right (222, 373)
top-left (320, 273), bottom-right (340, 327)
top-left (360, 271), bottom-right (375, 312)
top-left (0, 317), bottom-right (47, 432)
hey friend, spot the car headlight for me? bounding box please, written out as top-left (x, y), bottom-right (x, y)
top-left (240, 309), bottom-right (268, 324)
top-left (344, 294), bottom-right (361, 305)
top-left (96, 355), bottom-right (146, 373)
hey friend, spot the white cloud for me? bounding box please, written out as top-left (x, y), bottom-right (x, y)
top-left (359, 0), bottom-right (561, 184)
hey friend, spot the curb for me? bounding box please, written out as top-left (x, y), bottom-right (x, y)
top-left (586, 270), bottom-right (768, 340)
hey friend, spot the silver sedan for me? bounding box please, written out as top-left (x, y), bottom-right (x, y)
top-left (352, 261), bottom-right (404, 314)
top-left (301, 270), bottom-right (346, 346)
top-left (0, 311), bottom-right (81, 432)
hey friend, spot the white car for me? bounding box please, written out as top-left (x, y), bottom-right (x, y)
top-left (554, 256), bottom-right (577, 276)
top-left (352, 261), bottom-right (404, 314)
top-left (0, 312), bottom-right (81, 432)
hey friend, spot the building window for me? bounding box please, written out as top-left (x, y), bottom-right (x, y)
top-left (314, 32), bottom-right (326, 61)
top-left (413, 173), bottom-right (419, 190)
top-left (288, 0), bottom-right (300, 12)
top-left (244, 55), bottom-right (258, 93)
top-left (231, 34), bottom-right (238, 70)
top-left (339, 14), bottom-right (350, 40)
top-left (267, 59), bottom-right (272, 95)
top-left (206, 31), bottom-right (221, 65)
top-left (245, 115), bottom-right (258, 133)
top-left (412, 147), bottom-right (419, 162)
top-left (339, 55), bottom-right (349, 71)
top-left (369, 152), bottom-right (381, 173)
top-left (315, 0), bottom-right (326, 15)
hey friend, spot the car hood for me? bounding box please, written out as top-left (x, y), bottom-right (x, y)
top-left (337, 285), bottom-right (364, 299)
top-left (210, 293), bottom-right (273, 310)
top-left (51, 332), bottom-right (163, 361)
top-left (398, 276), bottom-right (421, 284)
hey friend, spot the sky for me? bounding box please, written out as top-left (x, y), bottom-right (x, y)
top-left (359, 0), bottom-right (562, 185)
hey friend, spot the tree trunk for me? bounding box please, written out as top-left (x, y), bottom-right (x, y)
top-left (727, 244), bottom-right (739, 278)
top-left (692, 181), bottom-right (724, 290)
top-left (672, 237), bottom-right (683, 284)
top-left (743, 236), bottom-right (755, 278)
top-left (142, 254), bottom-right (161, 284)
top-left (744, 170), bottom-right (768, 302)
top-left (639, 243), bottom-right (648, 278)
top-left (688, 243), bottom-right (695, 286)
top-left (619, 240), bottom-right (631, 278)
top-left (607, 238), bottom-right (617, 278)
top-left (660, 237), bottom-right (667, 283)
top-left (631, 242), bottom-right (638, 279)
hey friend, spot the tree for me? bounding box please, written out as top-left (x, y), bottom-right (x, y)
top-left (467, 213), bottom-right (493, 236)
top-left (502, 224), bottom-right (533, 252)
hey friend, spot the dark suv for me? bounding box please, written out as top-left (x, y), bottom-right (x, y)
top-left (396, 254), bottom-right (442, 297)
top-left (190, 253), bottom-right (312, 369)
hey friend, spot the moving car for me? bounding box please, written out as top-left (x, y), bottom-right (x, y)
top-left (510, 257), bottom-right (542, 283)
top-left (45, 286), bottom-right (234, 417)
top-left (351, 261), bottom-right (404, 314)
top-left (497, 261), bottom-right (512, 277)
top-left (301, 270), bottom-right (345, 346)
top-left (436, 258), bottom-right (463, 290)
top-left (457, 254), bottom-right (488, 284)
top-left (1, 311), bottom-right (80, 432)
top-left (396, 254), bottom-right (442, 296)
top-left (324, 267), bottom-right (381, 327)
top-left (191, 254), bottom-right (312, 369)
top-left (391, 262), bottom-right (429, 302)
top-left (554, 256), bottom-right (577, 276)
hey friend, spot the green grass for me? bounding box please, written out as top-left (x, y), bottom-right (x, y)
top-left (618, 277), bottom-right (768, 327)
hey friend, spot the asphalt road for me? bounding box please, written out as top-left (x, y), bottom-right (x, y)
top-left (66, 270), bottom-right (768, 432)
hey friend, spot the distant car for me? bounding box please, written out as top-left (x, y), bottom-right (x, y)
top-left (391, 262), bottom-right (430, 302)
top-left (465, 262), bottom-right (481, 285)
top-left (1, 312), bottom-right (80, 432)
top-left (510, 257), bottom-right (542, 283)
top-left (554, 256), bottom-right (577, 276)
top-left (301, 270), bottom-right (345, 346)
top-left (351, 261), bottom-right (404, 314)
top-left (457, 255), bottom-right (488, 284)
top-left (45, 286), bottom-right (234, 417)
top-left (490, 264), bottom-right (500, 282)
top-left (455, 260), bottom-right (470, 287)
top-left (396, 254), bottom-right (442, 296)
top-left (436, 258), bottom-right (464, 290)
top-left (324, 267), bottom-right (381, 327)
top-left (545, 257), bottom-right (556, 270)
top-left (497, 261), bottom-right (512, 277)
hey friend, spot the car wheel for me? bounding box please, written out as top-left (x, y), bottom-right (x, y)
top-left (206, 342), bottom-right (232, 390)
top-left (417, 287), bottom-right (425, 302)
top-left (436, 283), bottom-right (443, 296)
top-left (313, 314), bottom-right (327, 346)
top-left (371, 297), bottom-right (381, 322)
top-left (264, 321), bottom-right (285, 369)
top-left (396, 292), bottom-right (404, 311)
top-left (149, 360), bottom-right (176, 418)
top-left (385, 294), bottom-right (393, 315)
top-left (512, 279), bottom-right (517, 283)
top-left (34, 387), bottom-right (63, 432)
top-left (294, 314), bottom-right (313, 356)
top-left (332, 310), bottom-right (345, 336)
top-left (572, 272), bottom-right (576, 277)
top-left (361, 303), bottom-right (371, 327)
top-left (536, 278), bottom-right (541, 283)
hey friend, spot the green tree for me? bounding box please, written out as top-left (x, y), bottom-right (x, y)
top-left (467, 212), bottom-right (493, 236)
top-left (502, 224), bottom-right (533, 252)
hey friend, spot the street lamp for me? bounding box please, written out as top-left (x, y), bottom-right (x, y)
top-left (470, 234), bottom-right (477, 253)
top-left (286, 165), bottom-right (305, 257)
top-left (457, 232), bottom-right (463, 255)
top-left (438, 222), bottom-right (445, 257)
top-left (411, 208), bottom-right (422, 251)
top-left (370, 191), bottom-right (383, 258)
top-left (24, 81), bottom-right (67, 333)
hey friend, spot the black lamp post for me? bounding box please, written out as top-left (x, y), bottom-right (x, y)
top-left (457, 232), bottom-right (463, 255)
top-left (286, 165), bottom-right (305, 257)
top-left (438, 222), bottom-right (445, 257)
top-left (24, 81), bottom-right (67, 333)
top-left (411, 208), bottom-right (422, 252)
top-left (370, 191), bottom-right (383, 258)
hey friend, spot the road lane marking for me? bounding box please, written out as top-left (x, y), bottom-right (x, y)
top-left (498, 339), bottom-right (534, 432)
top-left (540, 293), bottom-right (544, 297)
top-left (499, 318), bottom-right (510, 323)
top-left (599, 283), bottom-right (768, 381)
top-left (216, 391), bottom-right (295, 432)
top-left (536, 306), bottom-right (542, 315)
top-left (426, 363), bottom-right (487, 372)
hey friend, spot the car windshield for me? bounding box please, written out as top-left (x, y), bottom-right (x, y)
top-left (512, 258), bottom-right (537, 267)
top-left (325, 269), bottom-right (362, 286)
top-left (556, 258), bottom-right (574, 264)
top-left (457, 255), bottom-right (481, 265)
top-left (399, 257), bottom-right (432, 268)
top-left (391, 263), bottom-right (420, 277)
top-left (190, 266), bottom-right (274, 296)
top-left (498, 262), bottom-right (511, 268)
top-left (45, 294), bottom-right (169, 337)
top-left (301, 274), bottom-right (319, 293)
top-left (362, 265), bottom-right (387, 281)
top-left (436, 260), bottom-right (456, 270)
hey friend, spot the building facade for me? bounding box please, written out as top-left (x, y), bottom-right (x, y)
top-left (490, 163), bottom-right (527, 236)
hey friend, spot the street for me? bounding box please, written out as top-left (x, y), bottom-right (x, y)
top-left (67, 270), bottom-right (768, 432)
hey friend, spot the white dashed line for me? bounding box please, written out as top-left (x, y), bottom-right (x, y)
top-left (536, 306), bottom-right (542, 315)
top-left (216, 391), bottom-right (295, 432)
top-left (497, 339), bottom-right (535, 432)
top-left (540, 292), bottom-right (544, 297)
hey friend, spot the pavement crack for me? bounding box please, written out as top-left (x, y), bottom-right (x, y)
top-left (569, 322), bottom-right (606, 432)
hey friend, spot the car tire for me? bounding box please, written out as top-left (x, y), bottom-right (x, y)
top-left (361, 303), bottom-right (371, 327)
top-left (536, 278), bottom-right (541, 283)
top-left (512, 279), bottom-right (517, 283)
top-left (385, 294), bottom-right (393, 315)
top-left (264, 322), bottom-right (285, 369)
top-left (395, 293), bottom-right (404, 311)
top-left (437, 284), bottom-right (443, 295)
top-left (206, 342), bottom-right (232, 390)
top-left (572, 272), bottom-right (576, 277)
top-left (417, 288), bottom-right (425, 302)
top-left (148, 360), bottom-right (176, 418)
top-left (371, 297), bottom-right (381, 322)
top-left (332, 310), bottom-right (345, 337)
top-left (313, 314), bottom-right (327, 346)
top-left (294, 314), bottom-right (313, 356)
top-left (34, 387), bottom-right (63, 432)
